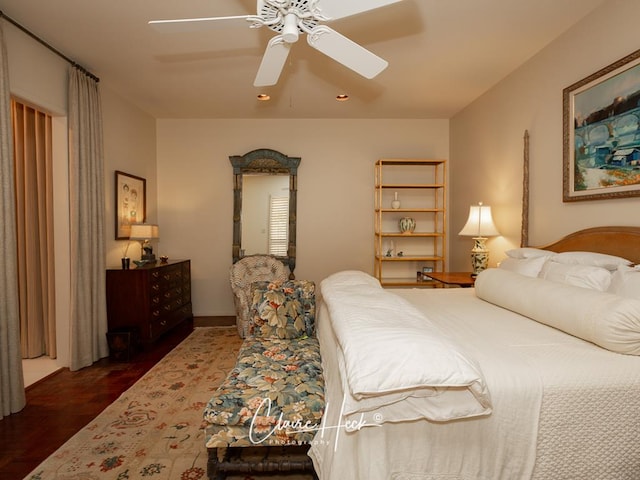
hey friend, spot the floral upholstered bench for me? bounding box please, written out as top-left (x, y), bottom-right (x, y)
top-left (203, 280), bottom-right (324, 480)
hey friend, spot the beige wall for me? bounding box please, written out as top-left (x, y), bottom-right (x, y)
top-left (450, 0), bottom-right (640, 271)
top-left (156, 119), bottom-right (449, 316)
top-left (5, 22), bottom-right (157, 367)
top-left (103, 90), bottom-right (157, 267)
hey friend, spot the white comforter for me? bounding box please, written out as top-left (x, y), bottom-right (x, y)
top-left (310, 271), bottom-right (544, 480)
top-left (319, 271), bottom-right (492, 428)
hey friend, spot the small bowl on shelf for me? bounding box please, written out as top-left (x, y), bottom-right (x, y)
top-left (133, 259), bottom-right (148, 268)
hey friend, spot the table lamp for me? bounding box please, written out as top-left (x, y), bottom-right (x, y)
top-left (129, 223), bottom-right (159, 262)
top-left (458, 202), bottom-right (499, 276)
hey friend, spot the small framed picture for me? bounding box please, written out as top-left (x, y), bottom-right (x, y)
top-left (115, 170), bottom-right (146, 239)
top-left (422, 266), bottom-right (433, 281)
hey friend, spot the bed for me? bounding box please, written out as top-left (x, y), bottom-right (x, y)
top-left (308, 226), bottom-right (640, 480)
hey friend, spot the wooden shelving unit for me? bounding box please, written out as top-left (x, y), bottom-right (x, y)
top-left (374, 159), bottom-right (446, 287)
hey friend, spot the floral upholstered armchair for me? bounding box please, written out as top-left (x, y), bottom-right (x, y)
top-left (249, 279), bottom-right (316, 339)
top-left (229, 255), bottom-right (288, 338)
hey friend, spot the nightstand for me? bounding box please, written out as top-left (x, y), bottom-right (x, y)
top-left (425, 272), bottom-right (475, 288)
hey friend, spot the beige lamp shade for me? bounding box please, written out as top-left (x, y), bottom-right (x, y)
top-left (458, 203), bottom-right (499, 238)
top-left (129, 224), bottom-right (160, 263)
top-left (129, 223), bottom-right (159, 240)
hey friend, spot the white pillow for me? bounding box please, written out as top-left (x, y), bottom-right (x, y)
top-left (538, 261), bottom-right (611, 291)
top-left (505, 247), bottom-right (555, 259)
top-left (321, 270), bottom-right (381, 288)
top-left (552, 251), bottom-right (631, 271)
top-left (609, 265), bottom-right (640, 299)
top-left (498, 256), bottom-right (548, 277)
top-left (476, 268), bottom-right (640, 355)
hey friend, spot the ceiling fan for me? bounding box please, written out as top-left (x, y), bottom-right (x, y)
top-left (149, 0), bottom-right (403, 87)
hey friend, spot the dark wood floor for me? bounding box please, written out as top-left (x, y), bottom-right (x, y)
top-left (0, 320), bottom-right (197, 480)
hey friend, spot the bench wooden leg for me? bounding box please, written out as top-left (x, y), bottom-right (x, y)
top-left (207, 445), bottom-right (317, 479)
top-left (207, 447), bottom-right (227, 480)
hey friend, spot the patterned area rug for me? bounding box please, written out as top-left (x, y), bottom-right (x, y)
top-left (24, 327), bottom-right (313, 480)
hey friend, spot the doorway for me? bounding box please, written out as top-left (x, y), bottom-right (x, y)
top-left (11, 99), bottom-right (57, 376)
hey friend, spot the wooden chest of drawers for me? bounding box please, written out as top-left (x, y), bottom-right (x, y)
top-left (106, 259), bottom-right (193, 343)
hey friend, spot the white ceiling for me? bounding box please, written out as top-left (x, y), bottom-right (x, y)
top-left (0, 0), bottom-right (605, 119)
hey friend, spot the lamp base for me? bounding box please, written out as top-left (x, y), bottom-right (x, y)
top-left (470, 237), bottom-right (489, 276)
top-left (142, 243), bottom-right (156, 262)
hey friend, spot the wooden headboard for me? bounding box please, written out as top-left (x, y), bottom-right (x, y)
top-left (539, 226), bottom-right (640, 264)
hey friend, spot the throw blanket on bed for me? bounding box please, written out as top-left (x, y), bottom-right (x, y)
top-left (319, 271), bottom-right (492, 428)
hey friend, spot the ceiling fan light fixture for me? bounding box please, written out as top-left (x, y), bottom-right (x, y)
top-left (336, 94), bottom-right (349, 102)
top-left (281, 13), bottom-right (299, 43)
top-left (257, 93), bottom-right (271, 101)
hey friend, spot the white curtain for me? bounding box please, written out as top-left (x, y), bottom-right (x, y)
top-left (68, 66), bottom-right (108, 371)
top-left (0, 23), bottom-right (26, 418)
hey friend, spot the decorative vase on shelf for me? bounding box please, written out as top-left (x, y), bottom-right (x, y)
top-left (399, 217), bottom-right (416, 234)
top-left (391, 191), bottom-right (401, 209)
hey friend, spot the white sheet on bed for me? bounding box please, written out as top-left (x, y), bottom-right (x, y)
top-left (309, 286), bottom-right (640, 480)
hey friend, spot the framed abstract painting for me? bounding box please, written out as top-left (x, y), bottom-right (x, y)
top-left (563, 48), bottom-right (640, 201)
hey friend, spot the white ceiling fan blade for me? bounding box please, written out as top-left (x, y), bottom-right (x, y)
top-left (307, 26), bottom-right (388, 79)
top-left (149, 15), bottom-right (252, 33)
top-left (315, 0), bottom-right (403, 20)
top-left (254, 36), bottom-right (292, 87)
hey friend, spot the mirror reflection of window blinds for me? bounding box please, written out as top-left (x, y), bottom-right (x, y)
top-left (268, 196), bottom-right (288, 256)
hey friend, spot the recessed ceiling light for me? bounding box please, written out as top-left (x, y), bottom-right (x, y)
top-left (257, 93), bottom-right (271, 101)
top-left (336, 94), bottom-right (349, 102)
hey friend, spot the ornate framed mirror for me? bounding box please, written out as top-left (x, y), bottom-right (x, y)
top-left (230, 149), bottom-right (300, 278)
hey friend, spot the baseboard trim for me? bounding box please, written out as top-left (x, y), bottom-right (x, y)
top-left (194, 316), bottom-right (235, 327)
